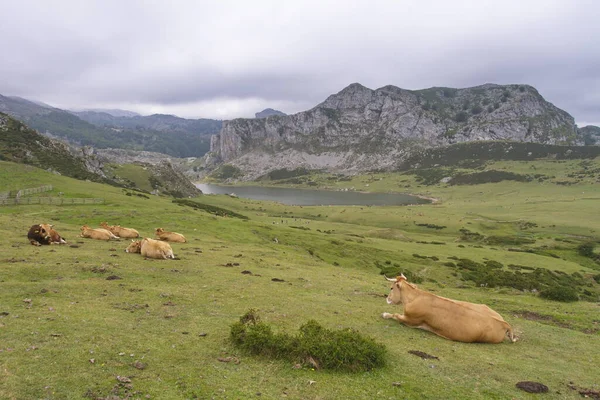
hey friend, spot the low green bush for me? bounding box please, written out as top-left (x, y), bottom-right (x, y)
top-left (578, 242), bottom-right (596, 258)
top-left (230, 310), bottom-right (386, 372)
top-left (539, 286), bottom-right (579, 302)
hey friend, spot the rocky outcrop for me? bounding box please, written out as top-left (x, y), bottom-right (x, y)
top-left (579, 125), bottom-right (600, 145)
top-left (255, 108), bottom-right (287, 118)
top-left (94, 148), bottom-right (175, 166)
top-left (207, 83), bottom-right (581, 180)
top-left (145, 160), bottom-right (202, 198)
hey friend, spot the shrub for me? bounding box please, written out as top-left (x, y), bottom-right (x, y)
top-left (230, 311), bottom-right (386, 372)
top-left (485, 236), bottom-right (536, 246)
top-left (471, 105), bottom-right (483, 115)
top-left (454, 111), bottom-right (468, 122)
top-left (212, 164), bottom-right (242, 180)
top-left (415, 223), bottom-right (446, 230)
top-left (578, 242), bottom-right (596, 258)
top-left (266, 168), bottom-right (310, 181)
top-left (539, 286), bottom-right (579, 302)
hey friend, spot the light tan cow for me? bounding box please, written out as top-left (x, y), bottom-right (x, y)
top-left (100, 222), bottom-right (139, 238)
top-left (155, 227), bottom-right (186, 243)
top-left (80, 225), bottom-right (119, 241)
top-left (125, 238), bottom-right (175, 259)
top-left (382, 274), bottom-right (515, 343)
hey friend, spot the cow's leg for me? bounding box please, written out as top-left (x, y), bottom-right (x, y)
top-left (382, 313), bottom-right (410, 324)
top-left (30, 239), bottom-right (41, 246)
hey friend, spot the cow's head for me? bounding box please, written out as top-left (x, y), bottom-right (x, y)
top-left (31, 224), bottom-right (51, 240)
top-left (125, 240), bottom-right (142, 253)
top-left (385, 274), bottom-right (408, 305)
top-left (39, 224), bottom-right (53, 237)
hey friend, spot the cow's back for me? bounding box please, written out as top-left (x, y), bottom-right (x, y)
top-left (407, 292), bottom-right (511, 343)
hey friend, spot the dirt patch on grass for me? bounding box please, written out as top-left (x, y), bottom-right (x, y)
top-left (408, 350), bottom-right (439, 360)
top-left (516, 381), bottom-right (548, 393)
top-left (513, 310), bottom-right (595, 333)
top-left (568, 382), bottom-right (600, 399)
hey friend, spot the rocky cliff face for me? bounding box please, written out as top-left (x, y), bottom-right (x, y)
top-left (206, 83), bottom-right (581, 180)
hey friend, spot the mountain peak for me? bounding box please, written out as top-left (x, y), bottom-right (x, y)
top-left (255, 108), bottom-right (287, 118)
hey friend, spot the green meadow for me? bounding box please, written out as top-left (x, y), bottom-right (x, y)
top-left (1, 158), bottom-right (599, 399)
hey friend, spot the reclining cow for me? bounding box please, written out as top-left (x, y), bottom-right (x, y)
top-left (80, 225), bottom-right (119, 241)
top-left (100, 222), bottom-right (139, 238)
top-left (155, 227), bottom-right (186, 243)
top-left (125, 238), bottom-right (175, 259)
top-left (382, 274), bottom-right (515, 343)
top-left (27, 224), bottom-right (67, 246)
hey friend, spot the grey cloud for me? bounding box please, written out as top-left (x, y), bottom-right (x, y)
top-left (0, 0), bottom-right (598, 122)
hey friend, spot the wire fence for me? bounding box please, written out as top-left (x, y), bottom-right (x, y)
top-left (0, 184), bottom-right (104, 206)
top-left (0, 197), bottom-right (104, 206)
top-left (16, 185), bottom-right (53, 198)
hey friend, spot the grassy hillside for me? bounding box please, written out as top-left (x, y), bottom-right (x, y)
top-left (1, 159), bottom-right (599, 399)
top-left (0, 113), bottom-right (109, 183)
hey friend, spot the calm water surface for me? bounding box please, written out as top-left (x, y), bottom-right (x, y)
top-left (195, 184), bottom-right (429, 206)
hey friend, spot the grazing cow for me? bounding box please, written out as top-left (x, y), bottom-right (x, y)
top-left (382, 274), bottom-right (515, 343)
top-left (125, 238), bottom-right (175, 259)
top-left (155, 227), bottom-right (186, 243)
top-left (27, 224), bottom-right (67, 246)
top-left (80, 225), bottom-right (118, 241)
top-left (100, 222), bottom-right (139, 238)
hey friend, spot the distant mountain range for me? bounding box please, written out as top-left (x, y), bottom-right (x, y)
top-left (206, 82), bottom-right (599, 180)
top-left (73, 108), bottom-right (141, 117)
top-left (3, 83), bottom-right (599, 183)
top-left (0, 94), bottom-right (221, 158)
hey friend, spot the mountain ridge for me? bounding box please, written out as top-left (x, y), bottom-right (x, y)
top-left (205, 82), bottom-right (594, 180)
top-left (0, 95), bottom-right (221, 158)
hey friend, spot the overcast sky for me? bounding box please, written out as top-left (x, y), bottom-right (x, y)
top-left (1, 0), bottom-right (598, 125)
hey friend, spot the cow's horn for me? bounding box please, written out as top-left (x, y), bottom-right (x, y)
top-left (384, 275), bottom-right (396, 282)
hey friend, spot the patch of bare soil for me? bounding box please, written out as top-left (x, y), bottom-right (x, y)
top-left (514, 310), bottom-right (577, 331)
top-left (516, 381), bottom-right (549, 393)
top-left (568, 382), bottom-right (600, 399)
top-left (408, 350), bottom-right (439, 360)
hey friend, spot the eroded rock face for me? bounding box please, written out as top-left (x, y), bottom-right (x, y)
top-left (207, 83), bottom-right (582, 179)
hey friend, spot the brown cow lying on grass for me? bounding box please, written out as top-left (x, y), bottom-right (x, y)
top-left (80, 225), bottom-right (119, 241)
top-left (100, 222), bottom-right (139, 238)
top-left (382, 274), bottom-right (516, 343)
top-left (125, 238), bottom-right (175, 259)
top-left (27, 224), bottom-right (67, 246)
top-left (155, 227), bottom-right (186, 243)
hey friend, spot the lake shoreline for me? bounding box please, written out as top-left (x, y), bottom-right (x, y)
top-left (195, 183), bottom-right (431, 206)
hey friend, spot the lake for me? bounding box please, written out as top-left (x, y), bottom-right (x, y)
top-left (195, 183), bottom-right (430, 206)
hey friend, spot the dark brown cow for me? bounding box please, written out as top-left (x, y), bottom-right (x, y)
top-left (382, 274), bottom-right (515, 343)
top-left (27, 224), bottom-right (67, 246)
